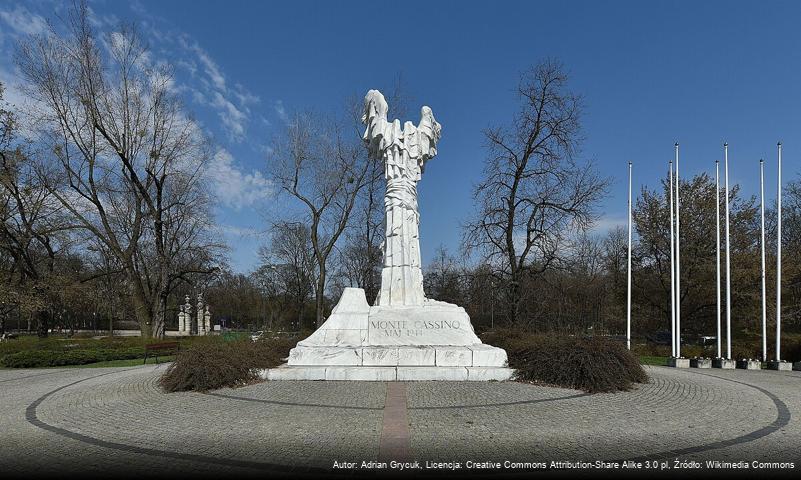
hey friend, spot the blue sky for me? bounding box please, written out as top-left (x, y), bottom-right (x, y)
top-left (1, 0), bottom-right (799, 273)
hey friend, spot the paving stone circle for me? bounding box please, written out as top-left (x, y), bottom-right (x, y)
top-left (0, 365), bottom-right (799, 476)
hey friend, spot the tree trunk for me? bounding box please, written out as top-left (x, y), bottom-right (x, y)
top-left (36, 309), bottom-right (48, 338)
top-left (150, 268), bottom-right (169, 339)
top-left (315, 267), bottom-right (326, 328)
top-left (152, 291), bottom-right (168, 339)
top-left (128, 280), bottom-right (154, 339)
top-left (296, 302), bottom-right (304, 332)
top-left (507, 277), bottom-right (522, 325)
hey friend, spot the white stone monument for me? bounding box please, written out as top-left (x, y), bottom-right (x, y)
top-left (264, 90), bottom-right (513, 381)
top-left (197, 294), bottom-right (206, 336)
top-left (178, 304), bottom-right (186, 335)
top-left (183, 295), bottom-right (192, 335)
top-left (203, 305), bottom-right (212, 334)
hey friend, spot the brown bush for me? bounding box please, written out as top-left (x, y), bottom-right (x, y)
top-left (250, 336), bottom-right (297, 367)
top-left (159, 336), bottom-right (293, 393)
top-left (483, 329), bottom-right (648, 393)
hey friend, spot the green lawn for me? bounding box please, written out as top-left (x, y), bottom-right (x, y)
top-left (62, 355), bottom-right (176, 368)
top-left (639, 355), bottom-right (669, 366)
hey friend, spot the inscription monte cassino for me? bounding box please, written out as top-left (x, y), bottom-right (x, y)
top-left (370, 320), bottom-right (462, 330)
top-left (370, 319), bottom-right (462, 338)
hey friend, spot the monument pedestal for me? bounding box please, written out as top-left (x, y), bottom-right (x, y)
top-left (262, 288), bottom-right (514, 381)
top-left (260, 365), bottom-right (514, 381)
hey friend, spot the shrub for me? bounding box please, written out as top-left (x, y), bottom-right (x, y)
top-left (159, 337), bottom-right (293, 393)
top-left (484, 329), bottom-right (648, 393)
top-left (250, 336), bottom-right (297, 366)
top-left (0, 346), bottom-right (145, 368)
top-left (0, 336), bottom-right (205, 368)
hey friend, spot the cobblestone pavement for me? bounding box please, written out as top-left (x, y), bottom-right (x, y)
top-left (0, 365), bottom-right (798, 477)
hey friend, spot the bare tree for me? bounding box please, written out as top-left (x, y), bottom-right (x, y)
top-left (0, 81), bottom-right (77, 337)
top-left (267, 110), bottom-right (371, 326)
top-left (423, 245), bottom-right (464, 305)
top-left (258, 222), bottom-right (316, 330)
top-left (463, 60), bottom-right (608, 324)
top-left (633, 173), bottom-right (759, 335)
top-left (15, 3), bottom-right (221, 338)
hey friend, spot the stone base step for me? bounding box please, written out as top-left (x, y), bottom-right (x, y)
top-left (258, 365), bottom-right (516, 381)
top-left (287, 344), bottom-right (508, 367)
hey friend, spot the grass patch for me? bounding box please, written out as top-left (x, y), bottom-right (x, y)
top-left (483, 329), bottom-right (648, 393)
top-left (638, 355), bottom-right (669, 366)
top-left (159, 336), bottom-right (294, 392)
top-left (61, 356), bottom-right (176, 368)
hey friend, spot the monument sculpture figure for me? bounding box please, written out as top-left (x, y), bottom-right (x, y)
top-left (264, 90), bottom-right (513, 381)
top-left (363, 90), bottom-right (440, 307)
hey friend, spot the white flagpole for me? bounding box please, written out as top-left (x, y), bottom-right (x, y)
top-left (715, 160), bottom-right (721, 359)
top-left (627, 162), bottom-right (632, 351)
top-left (674, 143), bottom-right (681, 358)
top-left (760, 159), bottom-right (767, 362)
top-left (669, 160), bottom-right (676, 358)
top-left (776, 142), bottom-right (782, 361)
top-left (724, 143), bottom-right (732, 359)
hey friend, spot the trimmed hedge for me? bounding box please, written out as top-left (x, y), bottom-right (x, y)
top-left (159, 337), bottom-right (294, 393)
top-left (484, 330), bottom-right (648, 393)
top-left (0, 347), bottom-right (145, 368)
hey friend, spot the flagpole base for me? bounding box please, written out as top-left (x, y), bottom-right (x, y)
top-left (712, 358), bottom-right (736, 369)
top-left (766, 360), bottom-right (792, 371)
top-left (735, 359), bottom-right (762, 370)
top-left (668, 357), bottom-right (690, 368)
top-left (689, 357), bottom-right (712, 368)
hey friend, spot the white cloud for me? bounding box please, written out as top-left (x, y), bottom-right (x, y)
top-left (0, 5), bottom-right (48, 36)
top-left (274, 99), bottom-right (289, 123)
top-left (209, 148), bottom-right (272, 210)
top-left (86, 6), bottom-right (119, 29)
top-left (212, 224), bottom-right (260, 238)
top-left (127, 6), bottom-right (260, 143)
top-left (190, 87), bottom-right (207, 105)
top-left (211, 91), bottom-right (247, 142)
top-left (177, 59), bottom-right (198, 77)
top-left (0, 2), bottom-right (273, 210)
top-left (170, 36), bottom-right (259, 142)
top-left (0, 67), bottom-right (26, 108)
top-left (181, 37), bottom-right (227, 92)
top-left (234, 83), bottom-right (260, 106)
top-left (590, 215), bottom-right (627, 234)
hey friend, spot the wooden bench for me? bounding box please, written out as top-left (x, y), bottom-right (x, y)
top-left (143, 341), bottom-right (180, 364)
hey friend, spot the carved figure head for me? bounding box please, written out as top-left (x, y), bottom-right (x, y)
top-left (362, 89), bottom-right (388, 125)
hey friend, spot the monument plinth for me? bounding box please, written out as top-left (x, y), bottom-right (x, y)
top-left (263, 90), bottom-right (513, 381)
